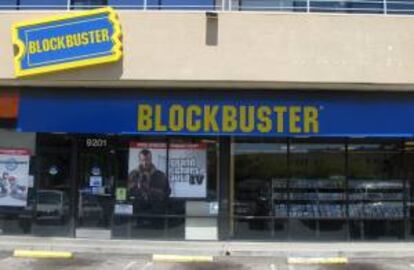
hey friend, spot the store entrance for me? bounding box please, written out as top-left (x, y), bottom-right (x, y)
top-left (75, 137), bottom-right (116, 238)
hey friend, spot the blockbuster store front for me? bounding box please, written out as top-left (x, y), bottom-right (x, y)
top-left (6, 3), bottom-right (414, 242)
top-left (2, 88), bottom-right (414, 241)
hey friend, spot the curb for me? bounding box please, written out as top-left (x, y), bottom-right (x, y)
top-left (13, 250), bottom-right (74, 259)
top-left (287, 257), bottom-right (348, 265)
top-left (153, 254), bottom-right (214, 263)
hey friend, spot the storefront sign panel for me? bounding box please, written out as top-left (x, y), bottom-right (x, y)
top-left (18, 90), bottom-right (414, 137)
top-left (12, 7), bottom-right (122, 78)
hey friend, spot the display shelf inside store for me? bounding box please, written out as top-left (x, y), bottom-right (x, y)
top-left (272, 178), bottom-right (346, 219)
top-left (348, 179), bottom-right (405, 219)
top-left (272, 178), bottom-right (407, 219)
top-left (289, 178), bottom-right (346, 189)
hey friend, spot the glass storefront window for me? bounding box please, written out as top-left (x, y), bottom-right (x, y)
top-left (1, 131), bottom-right (412, 241)
top-left (348, 142), bottom-right (404, 240)
top-left (233, 140), bottom-right (347, 240)
top-left (107, 0), bottom-right (144, 9)
top-left (112, 137), bottom-right (219, 240)
top-left (32, 135), bottom-right (73, 237)
top-left (289, 142), bottom-right (346, 240)
top-left (0, 128), bottom-right (36, 236)
top-left (404, 141), bottom-right (414, 240)
top-left (232, 139), bottom-right (408, 241)
top-left (232, 139), bottom-right (288, 240)
top-left (0, 0), bottom-right (18, 10)
top-left (72, 0), bottom-right (107, 9)
top-left (19, 0), bottom-right (67, 9)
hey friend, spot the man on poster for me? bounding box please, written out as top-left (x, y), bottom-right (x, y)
top-left (128, 149), bottom-right (171, 213)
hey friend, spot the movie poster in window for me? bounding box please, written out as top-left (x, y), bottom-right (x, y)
top-left (168, 143), bottom-right (207, 198)
top-left (128, 143), bottom-right (168, 204)
top-left (128, 142), bottom-right (207, 199)
top-left (0, 149), bottom-right (30, 207)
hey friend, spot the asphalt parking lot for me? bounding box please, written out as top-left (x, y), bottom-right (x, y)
top-left (0, 252), bottom-right (413, 270)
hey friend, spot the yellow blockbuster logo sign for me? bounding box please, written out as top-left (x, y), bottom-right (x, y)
top-left (12, 7), bottom-right (122, 78)
top-left (137, 104), bottom-right (320, 135)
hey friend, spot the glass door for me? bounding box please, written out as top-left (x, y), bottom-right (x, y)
top-left (76, 140), bottom-right (116, 233)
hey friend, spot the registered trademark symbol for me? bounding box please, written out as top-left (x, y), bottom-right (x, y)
top-left (319, 106), bottom-right (324, 110)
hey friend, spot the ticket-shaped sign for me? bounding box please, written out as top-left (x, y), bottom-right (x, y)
top-left (12, 7), bottom-right (122, 78)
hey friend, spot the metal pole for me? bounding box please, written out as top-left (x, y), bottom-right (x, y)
top-left (383, 0), bottom-right (387, 14)
top-left (307, 0), bottom-right (310, 12)
top-left (67, 0), bottom-right (71, 10)
top-left (144, 0), bottom-right (147, 10)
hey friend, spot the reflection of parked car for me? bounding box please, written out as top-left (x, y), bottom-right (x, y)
top-left (78, 191), bottom-right (104, 225)
top-left (36, 190), bottom-right (69, 223)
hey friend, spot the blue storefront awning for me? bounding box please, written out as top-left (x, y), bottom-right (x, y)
top-left (17, 89), bottom-right (414, 137)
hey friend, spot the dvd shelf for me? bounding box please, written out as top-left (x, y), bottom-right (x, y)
top-left (274, 204), bottom-right (288, 217)
top-left (272, 178), bottom-right (407, 219)
top-left (289, 179), bottom-right (345, 189)
top-left (348, 202), bottom-right (403, 218)
top-left (288, 204), bottom-right (345, 218)
top-left (348, 179), bottom-right (405, 219)
top-left (273, 178), bottom-right (346, 218)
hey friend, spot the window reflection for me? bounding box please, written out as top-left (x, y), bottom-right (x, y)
top-left (19, 0), bottom-right (67, 9)
top-left (71, 0), bottom-right (107, 9)
top-left (234, 142), bottom-right (287, 217)
top-left (289, 142), bottom-right (346, 240)
top-left (32, 135), bottom-right (73, 237)
top-left (348, 142), bottom-right (404, 240)
top-left (403, 141), bottom-right (414, 240)
top-left (233, 141), bottom-right (288, 239)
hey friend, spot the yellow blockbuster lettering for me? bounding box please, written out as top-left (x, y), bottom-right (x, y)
top-left (186, 105), bottom-right (202, 132)
top-left (204, 105), bottom-right (219, 132)
top-left (137, 105), bottom-right (153, 131)
top-left (57, 36), bottom-right (66, 49)
top-left (289, 106), bottom-right (302, 133)
top-left (304, 106), bottom-right (319, 133)
top-left (42, 39), bottom-right (50, 52)
top-left (81, 33), bottom-right (89, 45)
top-left (25, 27), bottom-right (111, 57)
top-left (222, 105), bottom-right (237, 132)
top-left (169, 105), bottom-right (184, 132)
top-left (73, 34), bottom-right (81, 47)
top-left (274, 106), bottom-right (287, 133)
top-left (88, 30), bottom-right (96, 44)
top-left (49, 38), bottom-right (58, 50)
top-left (239, 106), bottom-right (255, 133)
top-left (257, 106), bottom-right (272, 133)
top-left (29, 41), bottom-right (37, 54)
top-left (101, 29), bottom-right (110, 42)
top-left (154, 105), bottom-right (167, 131)
top-left (95, 30), bottom-right (102, 43)
top-left (66, 35), bottom-right (74, 48)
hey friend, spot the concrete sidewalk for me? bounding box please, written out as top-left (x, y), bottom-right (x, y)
top-left (0, 236), bottom-right (413, 258)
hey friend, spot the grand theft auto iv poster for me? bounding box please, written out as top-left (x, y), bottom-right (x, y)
top-left (128, 142), bottom-right (207, 199)
top-left (0, 149), bottom-right (30, 207)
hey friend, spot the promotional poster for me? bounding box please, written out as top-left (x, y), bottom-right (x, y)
top-left (168, 143), bottom-right (207, 198)
top-left (0, 149), bottom-right (30, 207)
top-left (128, 142), bottom-right (207, 199)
